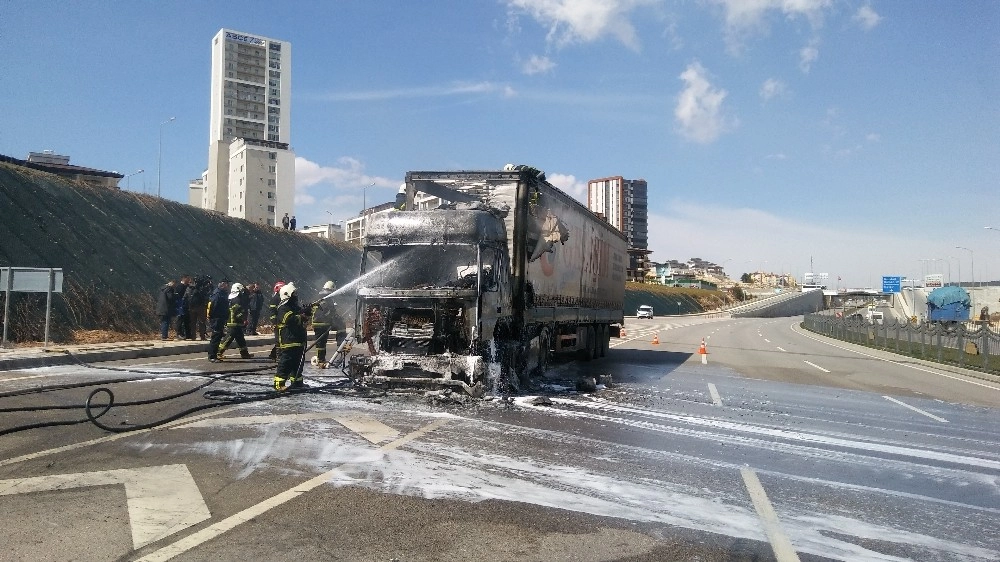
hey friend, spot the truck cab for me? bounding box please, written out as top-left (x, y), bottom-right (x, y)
top-left (351, 209), bottom-right (512, 393)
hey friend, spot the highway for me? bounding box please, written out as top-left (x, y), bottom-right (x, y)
top-left (1, 317), bottom-right (998, 561)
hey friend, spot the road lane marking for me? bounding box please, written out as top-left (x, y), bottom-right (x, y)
top-left (791, 323), bottom-right (1000, 391)
top-left (137, 418), bottom-right (450, 562)
top-left (764, 338), bottom-right (771, 343)
top-left (803, 361), bottom-right (830, 373)
top-left (0, 406), bottom-right (241, 468)
top-left (740, 468), bottom-right (801, 562)
top-left (883, 396), bottom-right (948, 423)
top-left (776, 347), bottom-right (786, 352)
top-left (542, 397), bottom-right (1000, 470)
top-left (707, 383), bottom-right (722, 406)
top-left (0, 464), bottom-right (209, 549)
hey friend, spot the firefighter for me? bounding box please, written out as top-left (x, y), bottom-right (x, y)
top-left (206, 280), bottom-right (230, 363)
top-left (267, 281), bottom-right (285, 361)
top-left (275, 282), bottom-right (308, 391)
top-left (311, 280), bottom-right (336, 367)
top-left (217, 283), bottom-right (254, 360)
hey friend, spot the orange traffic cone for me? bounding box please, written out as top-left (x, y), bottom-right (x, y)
top-left (620, 327), bottom-right (627, 338)
top-left (699, 338), bottom-right (708, 364)
top-left (651, 333), bottom-right (660, 345)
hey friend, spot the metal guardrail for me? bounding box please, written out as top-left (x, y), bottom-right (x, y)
top-left (803, 313), bottom-right (1000, 375)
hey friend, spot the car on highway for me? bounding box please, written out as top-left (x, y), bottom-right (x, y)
top-left (637, 305), bottom-right (654, 319)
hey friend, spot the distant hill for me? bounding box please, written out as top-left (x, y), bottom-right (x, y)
top-left (0, 161), bottom-right (359, 342)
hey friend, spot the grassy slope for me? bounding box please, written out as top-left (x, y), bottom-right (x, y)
top-left (0, 162), bottom-right (360, 342)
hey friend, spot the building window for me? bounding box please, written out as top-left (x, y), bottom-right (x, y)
top-left (268, 152), bottom-right (277, 160)
top-left (268, 165), bottom-right (276, 172)
top-left (267, 192), bottom-right (274, 199)
top-left (267, 205), bottom-right (275, 212)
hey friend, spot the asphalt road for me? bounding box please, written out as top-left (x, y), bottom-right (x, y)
top-left (1, 317), bottom-right (998, 561)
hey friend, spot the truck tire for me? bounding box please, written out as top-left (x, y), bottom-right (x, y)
top-left (599, 324), bottom-right (610, 357)
top-left (534, 329), bottom-right (551, 376)
top-left (579, 326), bottom-right (596, 361)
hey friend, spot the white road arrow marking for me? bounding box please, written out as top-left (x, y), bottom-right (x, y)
top-left (0, 464), bottom-right (209, 549)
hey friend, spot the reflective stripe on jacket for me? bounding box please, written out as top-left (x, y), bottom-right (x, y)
top-left (276, 307), bottom-right (307, 349)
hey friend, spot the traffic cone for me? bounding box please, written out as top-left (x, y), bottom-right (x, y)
top-left (651, 333), bottom-right (660, 345)
top-left (620, 327), bottom-right (627, 338)
top-left (699, 338), bottom-right (708, 364)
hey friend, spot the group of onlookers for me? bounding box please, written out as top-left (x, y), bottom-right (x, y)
top-left (155, 276), bottom-right (265, 342)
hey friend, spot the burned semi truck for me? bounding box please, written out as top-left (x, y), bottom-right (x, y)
top-left (349, 165), bottom-right (627, 394)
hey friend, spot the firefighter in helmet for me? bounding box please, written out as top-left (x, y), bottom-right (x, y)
top-left (267, 281), bottom-right (285, 361)
top-left (310, 280), bottom-right (337, 367)
top-left (217, 283), bottom-right (254, 360)
top-left (275, 282), bottom-right (308, 390)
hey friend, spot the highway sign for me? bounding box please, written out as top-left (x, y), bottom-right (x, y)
top-left (882, 276), bottom-right (902, 293)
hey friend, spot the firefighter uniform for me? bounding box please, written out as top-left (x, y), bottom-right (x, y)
top-left (267, 281), bottom-right (285, 361)
top-left (218, 283), bottom-right (253, 359)
top-left (275, 283), bottom-right (307, 390)
top-left (311, 281), bottom-right (336, 364)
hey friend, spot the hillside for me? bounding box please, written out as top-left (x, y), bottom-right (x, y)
top-left (0, 161), bottom-right (360, 343)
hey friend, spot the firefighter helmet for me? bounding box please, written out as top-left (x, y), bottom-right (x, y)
top-left (273, 281), bottom-right (286, 293)
top-left (279, 282), bottom-right (297, 302)
top-left (323, 280), bottom-right (335, 290)
top-left (228, 283), bottom-right (245, 298)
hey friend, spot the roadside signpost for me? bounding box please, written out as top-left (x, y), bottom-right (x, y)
top-left (882, 276), bottom-right (902, 294)
top-left (1, 267), bottom-right (63, 349)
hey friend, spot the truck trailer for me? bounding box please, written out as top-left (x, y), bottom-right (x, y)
top-left (348, 165), bottom-right (627, 394)
top-left (926, 286), bottom-right (971, 324)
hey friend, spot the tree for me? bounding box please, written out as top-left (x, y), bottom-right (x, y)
top-left (730, 285), bottom-right (746, 302)
top-left (740, 272), bottom-right (753, 284)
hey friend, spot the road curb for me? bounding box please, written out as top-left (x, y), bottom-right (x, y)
top-left (0, 337), bottom-right (274, 371)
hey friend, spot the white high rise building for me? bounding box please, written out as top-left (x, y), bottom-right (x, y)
top-left (200, 29), bottom-right (294, 227)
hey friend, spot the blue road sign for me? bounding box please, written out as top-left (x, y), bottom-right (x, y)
top-left (882, 276), bottom-right (902, 293)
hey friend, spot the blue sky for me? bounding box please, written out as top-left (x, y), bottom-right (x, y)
top-left (2, 1), bottom-right (998, 289)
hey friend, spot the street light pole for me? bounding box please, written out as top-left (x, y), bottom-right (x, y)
top-left (123, 169), bottom-right (144, 190)
top-left (956, 246), bottom-right (974, 288)
top-left (157, 117), bottom-right (175, 197)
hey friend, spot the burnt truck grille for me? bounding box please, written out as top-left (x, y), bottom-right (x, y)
top-left (363, 304), bottom-right (470, 355)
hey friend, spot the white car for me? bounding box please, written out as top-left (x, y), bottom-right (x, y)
top-left (637, 305), bottom-right (654, 319)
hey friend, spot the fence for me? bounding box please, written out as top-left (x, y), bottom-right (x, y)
top-left (803, 314), bottom-right (1000, 375)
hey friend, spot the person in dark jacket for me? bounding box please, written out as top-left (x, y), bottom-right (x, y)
top-left (206, 280), bottom-right (230, 362)
top-left (156, 280), bottom-right (177, 340)
top-left (217, 283), bottom-right (254, 360)
top-left (174, 275), bottom-right (191, 340)
top-left (310, 280), bottom-right (336, 366)
top-left (247, 283), bottom-right (264, 335)
top-left (274, 283), bottom-right (307, 390)
top-left (267, 281), bottom-right (285, 361)
top-left (187, 275), bottom-right (210, 341)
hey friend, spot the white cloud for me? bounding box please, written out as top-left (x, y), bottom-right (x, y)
top-left (294, 157), bottom-right (399, 223)
top-left (523, 54), bottom-right (557, 75)
top-left (866, 132), bottom-right (881, 143)
top-left (853, 5), bottom-right (882, 30)
top-left (308, 82), bottom-right (507, 102)
top-left (506, 0), bottom-right (657, 51)
top-left (710, 0), bottom-right (832, 53)
top-left (759, 78), bottom-right (788, 101)
top-left (646, 201), bottom-right (949, 288)
top-left (799, 37), bottom-right (820, 72)
top-left (674, 61), bottom-right (737, 144)
top-left (546, 172), bottom-right (588, 201)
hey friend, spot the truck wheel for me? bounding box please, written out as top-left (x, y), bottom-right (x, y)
top-left (579, 326), bottom-right (596, 361)
top-left (534, 329), bottom-right (551, 376)
top-left (598, 324), bottom-right (610, 358)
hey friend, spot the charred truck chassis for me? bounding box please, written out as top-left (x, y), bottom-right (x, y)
top-left (349, 166), bottom-right (627, 394)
